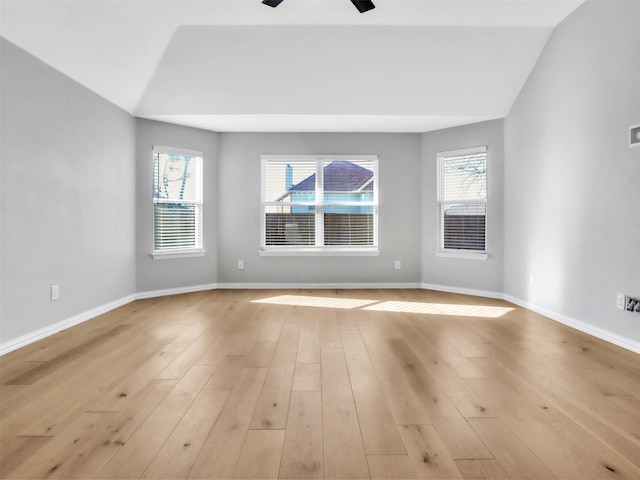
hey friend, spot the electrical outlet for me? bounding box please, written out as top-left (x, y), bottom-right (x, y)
top-left (616, 293), bottom-right (626, 310)
top-left (237, 260), bottom-right (244, 270)
top-left (395, 260), bottom-right (401, 270)
top-left (51, 285), bottom-right (59, 301)
top-left (630, 124), bottom-right (640, 147)
top-left (529, 274), bottom-right (535, 286)
top-left (626, 296), bottom-right (640, 312)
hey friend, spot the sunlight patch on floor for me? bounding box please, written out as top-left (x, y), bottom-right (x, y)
top-left (362, 301), bottom-right (514, 318)
top-left (252, 295), bottom-right (378, 309)
top-left (252, 294), bottom-right (513, 317)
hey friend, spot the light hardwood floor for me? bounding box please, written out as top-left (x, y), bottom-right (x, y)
top-left (1, 289), bottom-right (639, 479)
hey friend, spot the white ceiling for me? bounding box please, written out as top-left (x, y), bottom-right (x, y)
top-left (0, 0), bottom-right (585, 132)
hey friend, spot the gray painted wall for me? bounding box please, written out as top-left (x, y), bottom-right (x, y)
top-left (217, 133), bottom-right (421, 285)
top-left (1, 39), bottom-right (136, 342)
top-left (504, 0), bottom-right (640, 340)
top-left (3, 0), bottom-right (639, 352)
top-left (135, 119), bottom-right (218, 293)
top-left (421, 120), bottom-right (505, 295)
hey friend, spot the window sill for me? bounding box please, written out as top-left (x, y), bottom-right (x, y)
top-left (260, 247), bottom-right (380, 257)
top-left (152, 249), bottom-right (206, 260)
top-left (435, 250), bottom-right (488, 261)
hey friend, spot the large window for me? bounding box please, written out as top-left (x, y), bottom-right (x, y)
top-left (152, 146), bottom-right (204, 258)
top-left (261, 155), bottom-right (378, 255)
top-left (437, 146), bottom-right (487, 259)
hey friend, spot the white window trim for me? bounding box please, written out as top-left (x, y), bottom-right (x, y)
top-left (435, 250), bottom-right (488, 261)
top-left (436, 145), bottom-right (488, 259)
top-left (259, 247), bottom-right (379, 257)
top-left (260, 154), bottom-right (379, 256)
top-left (152, 146), bottom-right (204, 259)
top-left (151, 249), bottom-right (207, 260)
top-left (436, 146), bottom-right (487, 159)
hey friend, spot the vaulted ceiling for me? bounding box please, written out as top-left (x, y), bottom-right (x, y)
top-left (0, 0), bottom-right (585, 132)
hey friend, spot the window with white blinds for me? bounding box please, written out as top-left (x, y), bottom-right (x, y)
top-left (261, 155), bottom-right (378, 255)
top-left (152, 147), bottom-right (204, 257)
top-left (437, 146), bottom-right (487, 256)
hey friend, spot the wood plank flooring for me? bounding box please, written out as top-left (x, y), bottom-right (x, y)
top-left (1, 289), bottom-right (639, 479)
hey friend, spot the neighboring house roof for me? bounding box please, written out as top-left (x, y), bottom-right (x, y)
top-left (289, 161), bottom-right (373, 193)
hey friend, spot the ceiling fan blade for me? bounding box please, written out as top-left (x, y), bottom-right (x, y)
top-left (262, 0), bottom-right (285, 7)
top-left (351, 0), bottom-right (376, 13)
top-left (262, 0), bottom-right (375, 13)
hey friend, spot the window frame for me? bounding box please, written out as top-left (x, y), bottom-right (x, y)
top-left (260, 154), bottom-right (379, 256)
top-left (152, 146), bottom-right (205, 260)
top-left (436, 146), bottom-right (488, 261)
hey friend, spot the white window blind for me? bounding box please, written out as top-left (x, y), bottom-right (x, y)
top-left (437, 147), bottom-right (487, 254)
top-left (261, 155), bottom-right (378, 254)
top-left (153, 147), bottom-right (203, 254)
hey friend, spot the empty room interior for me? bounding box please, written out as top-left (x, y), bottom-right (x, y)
top-left (1, 0), bottom-right (639, 479)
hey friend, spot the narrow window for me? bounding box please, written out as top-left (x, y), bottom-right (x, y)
top-left (261, 155), bottom-right (378, 255)
top-left (152, 146), bottom-right (204, 258)
top-left (437, 146), bottom-right (487, 258)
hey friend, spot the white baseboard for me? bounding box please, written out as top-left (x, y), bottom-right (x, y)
top-left (0, 284), bottom-right (222, 356)
top-left (0, 282), bottom-right (415, 355)
top-left (217, 282), bottom-right (422, 290)
top-left (135, 283), bottom-right (218, 300)
top-left (0, 294), bottom-right (136, 356)
top-left (421, 283), bottom-right (504, 300)
top-left (0, 283), bottom-right (221, 356)
top-left (4, 283), bottom-right (638, 357)
top-left (504, 294), bottom-right (640, 355)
